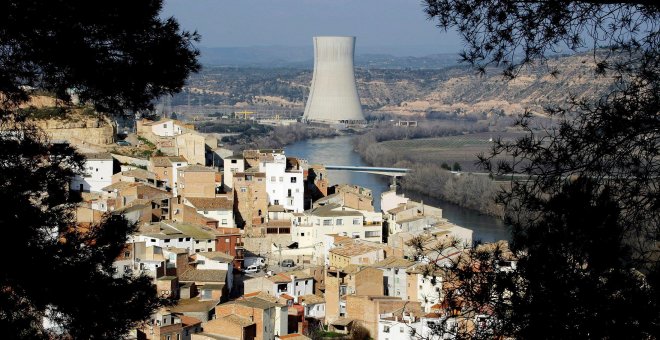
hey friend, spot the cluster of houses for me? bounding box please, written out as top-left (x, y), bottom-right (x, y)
top-left (69, 118), bottom-right (511, 340)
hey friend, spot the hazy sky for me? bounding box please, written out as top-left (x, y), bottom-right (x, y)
top-left (161, 0), bottom-right (464, 56)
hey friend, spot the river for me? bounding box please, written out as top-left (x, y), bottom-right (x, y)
top-left (285, 135), bottom-right (511, 243)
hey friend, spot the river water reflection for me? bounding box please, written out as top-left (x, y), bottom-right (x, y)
top-left (285, 135), bottom-right (510, 242)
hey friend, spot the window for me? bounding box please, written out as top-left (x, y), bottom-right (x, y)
top-left (164, 239), bottom-right (170, 243)
top-left (240, 187), bottom-right (247, 193)
top-left (274, 200), bottom-right (279, 205)
top-left (336, 219), bottom-right (343, 225)
top-left (383, 326), bottom-right (390, 333)
top-left (163, 124), bottom-right (168, 128)
top-left (301, 233), bottom-right (305, 237)
top-left (195, 241), bottom-right (200, 244)
top-left (124, 251), bottom-right (130, 258)
top-left (123, 265), bottom-right (131, 272)
top-left (225, 239), bottom-right (230, 243)
top-left (185, 237), bottom-right (190, 241)
top-left (365, 231), bottom-right (380, 238)
top-left (290, 177), bottom-right (297, 183)
top-left (208, 248), bottom-right (213, 251)
top-left (150, 239), bottom-right (156, 242)
top-left (178, 238), bottom-right (183, 242)
top-left (246, 175), bottom-right (253, 181)
top-left (271, 176), bottom-right (276, 182)
top-left (323, 219), bottom-right (332, 226)
top-left (279, 177), bottom-right (283, 182)
top-left (353, 218), bottom-right (361, 225)
top-left (203, 210), bottom-right (208, 214)
top-left (400, 327), bottom-right (404, 333)
top-left (231, 159), bottom-right (237, 164)
top-left (222, 219), bottom-right (228, 225)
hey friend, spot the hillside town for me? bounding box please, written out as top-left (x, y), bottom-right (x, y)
top-left (68, 117), bottom-right (511, 340)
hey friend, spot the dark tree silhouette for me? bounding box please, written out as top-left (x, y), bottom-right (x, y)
top-left (422, 0), bottom-right (660, 338)
top-left (0, 0), bottom-right (198, 337)
top-left (1, 0), bottom-right (199, 113)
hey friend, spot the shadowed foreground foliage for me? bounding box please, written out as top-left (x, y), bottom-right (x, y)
top-left (421, 0), bottom-right (660, 338)
top-left (0, 0), bottom-right (198, 337)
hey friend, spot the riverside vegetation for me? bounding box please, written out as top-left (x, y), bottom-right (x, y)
top-left (353, 121), bottom-right (505, 217)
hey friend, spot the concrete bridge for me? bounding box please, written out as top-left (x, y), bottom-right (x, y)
top-left (325, 165), bottom-right (410, 177)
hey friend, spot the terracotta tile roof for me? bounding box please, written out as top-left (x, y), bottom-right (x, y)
top-left (220, 314), bottom-right (255, 327)
top-left (241, 291), bottom-right (279, 303)
top-left (163, 221), bottom-right (216, 239)
top-left (197, 251), bottom-right (234, 263)
top-left (267, 273), bottom-right (292, 283)
top-left (102, 181), bottom-right (137, 191)
top-left (299, 294), bottom-right (325, 305)
top-left (121, 168), bottom-right (157, 180)
top-left (308, 203), bottom-right (363, 217)
top-left (179, 165), bottom-right (216, 173)
top-left (151, 156), bottom-right (188, 167)
top-left (179, 269), bottom-right (227, 283)
top-left (150, 156), bottom-right (171, 167)
top-left (171, 297), bottom-right (218, 313)
top-left (186, 197), bottom-right (233, 210)
top-left (281, 270), bottom-right (314, 280)
top-left (371, 257), bottom-right (415, 269)
top-left (179, 315), bottom-right (202, 327)
top-left (329, 242), bottom-right (380, 257)
top-left (280, 293), bottom-right (294, 300)
top-left (84, 152), bottom-right (113, 160)
top-left (233, 296), bottom-right (284, 309)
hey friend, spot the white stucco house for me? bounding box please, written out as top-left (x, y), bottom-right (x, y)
top-left (70, 153), bottom-right (115, 193)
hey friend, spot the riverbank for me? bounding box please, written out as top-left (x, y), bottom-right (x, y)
top-left (352, 124), bottom-right (505, 218)
top-left (224, 123), bottom-right (341, 151)
top-left (284, 135), bottom-right (510, 242)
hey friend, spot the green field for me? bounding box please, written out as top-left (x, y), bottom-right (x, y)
top-left (379, 131), bottom-right (525, 171)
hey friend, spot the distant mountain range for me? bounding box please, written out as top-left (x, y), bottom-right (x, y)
top-left (198, 46), bottom-right (461, 69)
top-left (175, 50), bottom-right (610, 119)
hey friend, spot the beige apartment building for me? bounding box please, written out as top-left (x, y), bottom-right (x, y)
top-left (325, 265), bottom-right (384, 324)
top-left (233, 172), bottom-right (268, 230)
top-left (176, 132), bottom-right (206, 165)
top-left (177, 165), bottom-right (218, 198)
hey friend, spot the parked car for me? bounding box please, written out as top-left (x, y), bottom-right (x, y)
top-left (116, 140), bottom-right (131, 146)
top-left (245, 265), bottom-right (260, 274)
top-left (281, 259), bottom-right (295, 267)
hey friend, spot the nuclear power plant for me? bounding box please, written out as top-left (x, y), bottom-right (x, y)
top-left (303, 36), bottom-right (366, 124)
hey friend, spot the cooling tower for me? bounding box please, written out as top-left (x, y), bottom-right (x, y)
top-left (303, 36), bottom-right (365, 124)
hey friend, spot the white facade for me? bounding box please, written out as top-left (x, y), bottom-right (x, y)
top-left (416, 272), bottom-right (443, 313)
top-left (133, 234), bottom-right (216, 253)
top-left (303, 36), bottom-right (365, 124)
top-left (71, 155), bottom-right (114, 193)
top-left (195, 253), bottom-right (233, 292)
top-left (222, 157), bottom-right (244, 189)
top-left (291, 206), bottom-right (382, 250)
top-left (170, 160), bottom-right (188, 197)
top-left (184, 198), bottom-right (235, 228)
top-left (259, 153), bottom-right (304, 212)
top-left (303, 303), bottom-right (325, 319)
top-left (151, 119), bottom-right (184, 137)
top-left (380, 267), bottom-right (410, 298)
